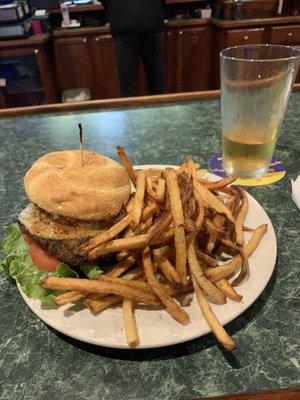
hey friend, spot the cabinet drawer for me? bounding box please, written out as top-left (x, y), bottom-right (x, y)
top-left (270, 26), bottom-right (300, 45)
top-left (226, 28), bottom-right (265, 47)
top-left (53, 36), bottom-right (94, 96)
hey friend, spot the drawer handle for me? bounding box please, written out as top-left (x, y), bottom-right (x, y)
top-left (244, 35), bottom-right (249, 41)
top-left (288, 32), bottom-right (293, 37)
top-left (167, 31), bottom-right (171, 37)
top-left (95, 37), bottom-right (99, 42)
top-left (179, 31), bottom-right (183, 36)
top-left (83, 38), bottom-right (87, 43)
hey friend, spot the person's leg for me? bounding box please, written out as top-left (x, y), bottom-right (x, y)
top-left (114, 34), bottom-right (141, 97)
top-left (140, 32), bottom-right (165, 95)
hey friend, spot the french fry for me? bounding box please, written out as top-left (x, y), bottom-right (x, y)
top-left (41, 276), bottom-right (160, 306)
top-left (131, 171), bottom-right (146, 229)
top-left (215, 279), bottom-right (243, 302)
top-left (120, 267), bottom-right (144, 281)
top-left (88, 234), bottom-right (149, 259)
top-left (146, 176), bottom-right (158, 200)
top-left (204, 218), bottom-right (224, 236)
top-left (156, 178), bottom-right (166, 202)
top-left (194, 190), bottom-right (205, 230)
top-left (206, 215), bottom-right (226, 254)
top-left (142, 247), bottom-right (190, 324)
top-left (194, 180), bottom-right (235, 223)
top-left (55, 257), bottom-right (136, 306)
top-left (153, 248), bottom-right (181, 285)
top-left (86, 295), bottom-right (122, 314)
top-left (147, 211), bottom-right (173, 242)
top-left (80, 214), bottom-right (132, 253)
top-left (141, 202), bottom-right (158, 222)
top-left (194, 248), bottom-right (218, 267)
top-left (165, 168), bottom-right (187, 285)
top-left (235, 187), bottom-right (249, 246)
top-left (195, 168), bottom-right (207, 179)
top-left (105, 256), bottom-right (136, 277)
top-left (232, 251), bottom-right (249, 287)
top-left (243, 226), bottom-right (254, 232)
top-left (206, 224), bottom-right (268, 282)
top-left (126, 195), bottom-right (135, 213)
top-left (192, 276), bottom-right (235, 351)
top-left (185, 197), bottom-right (196, 219)
top-left (116, 146), bottom-right (137, 186)
top-left (153, 227), bottom-right (175, 245)
top-left (203, 176), bottom-right (236, 191)
top-left (123, 298), bottom-right (139, 347)
top-left (99, 276), bottom-right (152, 293)
top-left (55, 290), bottom-right (87, 306)
top-left (184, 217), bottom-right (198, 233)
top-left (85, 267), bottom-right (144, 312)
top-left (186, 156), bottom-right (197, 177)
top-left (218, 237), bottom-right (238, 251)
top-left (187, 243), bottom-right (226, 305)
top-left (116, 216), bottom-right (154, 260)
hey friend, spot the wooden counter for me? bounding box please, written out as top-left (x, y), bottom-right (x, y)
top-left (212, 16), bottom-right (300, 28)
top-left (0, 83), bottom-right (299, 117)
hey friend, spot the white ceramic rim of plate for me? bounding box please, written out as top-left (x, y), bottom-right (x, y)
top-left (17, 165), bottom-right (277, 349)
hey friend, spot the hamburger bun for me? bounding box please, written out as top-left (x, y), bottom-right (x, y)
top-left (24, 150), bottom-right (131, 221)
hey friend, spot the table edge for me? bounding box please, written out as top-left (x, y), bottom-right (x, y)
top-left (0, 84), bottom-right (299, 117)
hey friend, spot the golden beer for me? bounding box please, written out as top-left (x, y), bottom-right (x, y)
top-left (222, 124), bottom-right (277, 178)
top-left (220, 45), bottom-right (300, 179)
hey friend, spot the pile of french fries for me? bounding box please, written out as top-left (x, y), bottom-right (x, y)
top-left (41, 147), bottom-right (267, 350)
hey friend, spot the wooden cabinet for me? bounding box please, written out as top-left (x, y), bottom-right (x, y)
top-left (54, 36), bottom-right (95, 97)
top-left (269, 25), bottom-right (300, 45)
top-left (269, 25), bottom-right (300, 82)
top-left (165, 29), bottom-right (176, 93)
top-left (52, 17), bottom-right (300, 99)
top-left (91, 34), bottom-right (120, 98)
top-left (136, 25), bottom-right (210, 96)
top-left (54, 32), bottom-right (120, 99)
top-left (175, 26), bottom-right (211, 92)
top-left (225, 28), bottom-right (266, 46)
top-left (211, 19), bottom-right (300, 88)
top-left (0, 34), bottom-right (56, 108)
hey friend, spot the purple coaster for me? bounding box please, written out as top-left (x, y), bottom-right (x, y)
top-left (209, 152), bottom-right (286, 186)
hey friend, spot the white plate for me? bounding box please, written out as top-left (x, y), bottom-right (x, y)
top-left (18, 166), bottom-right (277, 349)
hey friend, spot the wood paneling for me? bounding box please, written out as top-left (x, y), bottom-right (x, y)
top-left (270, 25), bottom-right (300, 45)
top-left (54, 36), bottom-right (95, 97)
top-left (91, 34), bottom-right (120, 99)
top-left (225, 28), bottom-right (266, 46)
top-left (0, 34), bottom-right (56, 105)
top-left (175, 26), bottom-right (211, 92)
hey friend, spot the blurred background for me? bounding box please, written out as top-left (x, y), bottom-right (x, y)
top-left (0, 0), bottom-right (299, 108)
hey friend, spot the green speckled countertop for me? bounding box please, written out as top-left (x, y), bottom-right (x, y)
top-left (0, 94), bottom-right (299, 400)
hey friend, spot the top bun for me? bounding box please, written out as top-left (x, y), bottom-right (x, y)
top-left (24, 150), bottom-right (131, 220)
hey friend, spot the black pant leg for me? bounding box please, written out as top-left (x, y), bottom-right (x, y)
top-left (140, 32), bottom-right (165, 95)
top-left (114, 34), bottom-right (141, 97)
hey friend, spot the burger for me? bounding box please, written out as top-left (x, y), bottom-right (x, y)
top-left (0, 150), bottom-right (131, 301)
top-left (19, 149), bottom-right (131, 269)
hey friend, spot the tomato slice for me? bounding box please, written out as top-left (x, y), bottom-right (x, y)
top-left (22, 233), bottom-right (34, 245)
top-left (29, 242), bottom-right (59, 272)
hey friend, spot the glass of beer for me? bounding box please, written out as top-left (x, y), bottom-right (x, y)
top-left (220, 45), bottom-right (300, 179)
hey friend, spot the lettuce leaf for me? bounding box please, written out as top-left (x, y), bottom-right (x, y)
top-left (80, 263), bottom-right (104, 279)
top-left (0, 225), bottom-right (79, 304)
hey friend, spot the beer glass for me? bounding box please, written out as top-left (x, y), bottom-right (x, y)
top-left (220, 45), bottom-right (300, 179)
